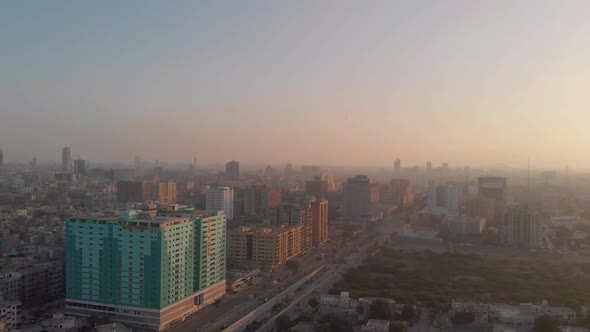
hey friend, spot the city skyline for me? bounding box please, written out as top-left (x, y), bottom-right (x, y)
top-left (2, 1), bottom-right (590, 168)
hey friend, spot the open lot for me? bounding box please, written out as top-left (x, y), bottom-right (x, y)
top-left (330, 248), bottom-right (590, 312)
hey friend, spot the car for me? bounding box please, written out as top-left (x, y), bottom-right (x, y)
top-left (220, 324), bottom-right (229, 330)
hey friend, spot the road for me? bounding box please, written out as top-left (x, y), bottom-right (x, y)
top-left (169, 211), bottom-right (409, 332)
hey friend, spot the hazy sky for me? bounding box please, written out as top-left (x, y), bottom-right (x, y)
top-left (2, 1), bottom-right (589, 168)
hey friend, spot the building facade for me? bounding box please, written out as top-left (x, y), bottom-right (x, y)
top-left (342, 175), bottom-right (379, 221)
top-left (0, 297), bottom-right (21, 332)
top-left (500, 206), bottom-right (543, 248)
top-left (228, 225), bottom-right (302, 270)
top-left (62, 147), bottom-right (72, 173)
top-left (151, 182), bottom-right (177, 204)
top-left (225, 160), bottom-right (240, 181)
top-left (311, 200), bottom-right (329, 246)
top-left (380, 179), bottom-right (414, 209)
top-left (426, 183), bottom-right (461, 216)
top-left (205, 187), bottom-right (234, 221)
top-left (64, 212), bottom-right (226, 330)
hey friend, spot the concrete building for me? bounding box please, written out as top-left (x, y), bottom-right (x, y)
top-left (426, 183), bottom-right (461, 216)
top-left (205, 187), bottom-right (234, 221)
top-left (266, 203), bottom-right (305, 227)
top-left (73, 159), bottom-right (87, 176)
top-left (228, 225), bottom-right (302, 270)
top-left (311, 200), bottom-right (329, 246)
top-left (151, 181), bottom-right (177, 204)
top-left (343, 175), bottom-right (379, 221)
top-left (62, 147), bottom-right (72, 173)
top-left (465, 196), bottom-right (498, 224)
top-left (65, 212), bottom-right (226, 331)
top-left (305, 176), bottom-right (328, 199)
top-left (319, 291), bottom-right (356, 316)
top-left (478, 177), bottom-right (507, 202)
top-left (380, 179), bottom-right (414, 209)
top-left (0, 273), bottom-right (21, 301)
top-left (117, 180), bottom-right (144, 203)
top-left (0, 296), bottom-right (21, 331)
top-left (243, 185), bottom-right (281, 215)
top-left (112, 169), bottom-right (137, 181)
top-left (500, 206), bottom-right (543, 248)
top-left (225, 160), bottom-right (240, 181)
top-left (446, 216), bottom-right (487, 235)
top-left (0, 149), bottom-right (3, 169)
top-left (17, 262), bottom-right (64, 305)
top-left (394, 159), bottom-right (401, 174)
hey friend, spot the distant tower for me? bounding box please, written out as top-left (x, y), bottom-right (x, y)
top-left (426, 161), bottom-right (432, 171)
top-left (0, 148), bottom-right (3, 168)
top-left (30, 157), bottom-right (37, 168)
top-left (135, 156), bottom-right (141, 167)
top-left (62, 147), bottom-right (72, 173)
top-left (394, 159), bottom-right (401, 173)
top-left (226, 160), bottom-right (240, 181)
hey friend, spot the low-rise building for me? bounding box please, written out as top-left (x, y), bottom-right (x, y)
top-left (319, 292), bottom-right (357, 316)
top-left (446, 216), bottom-right (486, 235)
top-left (452, 300), bottom-right (576, 326)
top-left (0, 296), bottom-right (21, 331)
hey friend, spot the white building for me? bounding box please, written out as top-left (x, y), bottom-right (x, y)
top-left (0, 296), bottom-right (21, 331)
top-left (206, 186), bottom-right (234, 221)
top-left (447, 216), bottom-right (487, 235)
top-left (550, 216), bottom-right (577, 231)
top-left (452, 300), bottom-right (576, 327)
top-left (319, 292), bottom-right (357, 316)
top-left (426, 184), bottom-right (461, 216)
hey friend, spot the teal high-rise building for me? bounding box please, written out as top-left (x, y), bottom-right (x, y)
top-left (65, 212), bottom-right (226, 331)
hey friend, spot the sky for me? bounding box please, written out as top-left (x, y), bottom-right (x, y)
top-left (1, 1), bottom-right (590, 169)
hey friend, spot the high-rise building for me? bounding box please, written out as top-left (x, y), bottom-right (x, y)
top-left (228, 225), bottom-right (301, 270)
top-left (426, 161), bottom-right (432, 171)
top-left (225, 160), bottom-right (240, 181)
top-left (500, 206), bottom-right (542, 248)
top-left (394, 159), bottom-right (401, 173)
top-left (342, 175), bottom-right (379, 221)
top-left (73, 159), bottom-right (87, 176)
top-left (205, 187), bottom-right (234, 221)
top-left (62, 147), bottom-right (72, 173)
top-left (478, 177), bottom-right (507, 202)
top-left (426, 183), bottom-right (461, 216)
top-left (0, 148), bottom-right (3, 169)
top-left (311, 200), bottom-right (329, 246)
top-left (117, 180), bottom-right (152, 203)
top-left (243, 185), bottom-right (282, 215)
top-left (305, 176), bottom-right (328, 199)
top-left (380, 179), bottom-right (414, 209)
top-left (65, 212), bottom-right (226, 331)
top-left (151, 181), bottom-right (177, 204)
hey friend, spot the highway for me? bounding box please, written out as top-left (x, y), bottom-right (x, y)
top-left (170, 212), bottom-right (409, 332)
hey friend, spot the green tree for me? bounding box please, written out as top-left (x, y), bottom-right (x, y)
top-left (276, 314), bottom-right (291, 331)
top-left (389, 321), bottom-right (407, 332)
top-left (308, 298), bottom-right (319, 308)
top-left (400, 305), bottom-right (416, 321)
top-left (369, 299), bottom-right (395, 320)
top-left (533, 315), bottom-right (561, 332)
top-left (451, 312), bottom-right (475, 325)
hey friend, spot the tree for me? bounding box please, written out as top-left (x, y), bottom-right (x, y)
top-left (389, 321), bottom-right (407, 332)
top-left (369, 299), bottom-right (395, 320)
top-left (451, 312), bottom-right (475, 325)
top-left (276, 314), bottom-right (291, 331)
top-left (400, 305), bottom-right (416, 321)
top-left (308, 298), bottom-right (319, 309)
top-left (533, 315), bottom-right (561, 332)
top-left (286, 259), bottom-right (300, 273)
